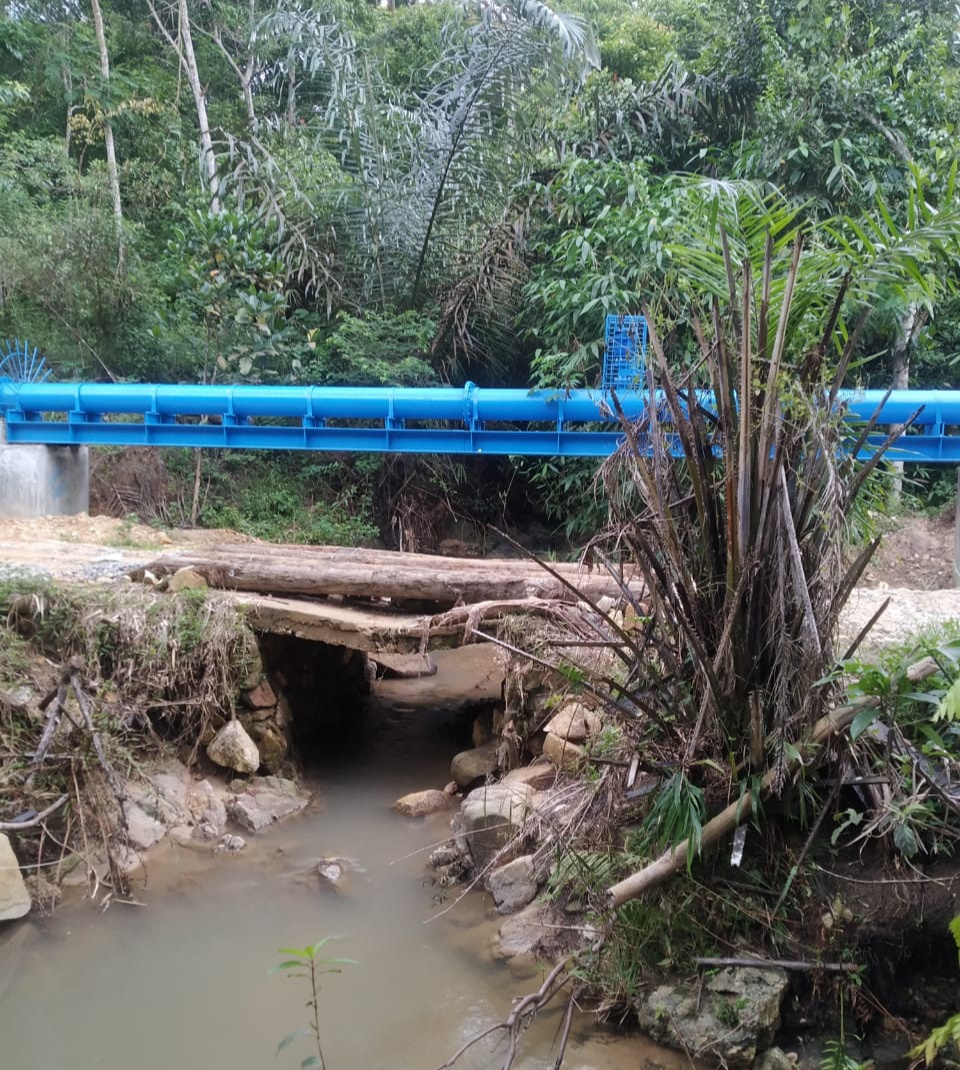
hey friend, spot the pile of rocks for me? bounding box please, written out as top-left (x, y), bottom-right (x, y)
top-left (124, 762), bottom-right (310, 848)
top-left (416, 697), bottom-right (797, 1070)
top-left (204, 669), bottom-right (291, 777)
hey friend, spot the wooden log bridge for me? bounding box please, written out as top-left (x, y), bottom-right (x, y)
top-left (135, 544), bottom-right (642, 609)
top-left (133, 543), bottom-right (645, 652)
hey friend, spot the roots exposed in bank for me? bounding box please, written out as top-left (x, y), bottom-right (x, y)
top-left (0, 574), bottom-right (255, 908)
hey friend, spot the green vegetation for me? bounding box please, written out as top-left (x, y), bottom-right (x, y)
top-left (272, 940), bottom-right (356, 1070)
top-left (486, 193), bottom-right (960, 1051)
top-left (3, 0), bottom-right (960, 1053)
top-left (0, 0), bottom-right (956, 540)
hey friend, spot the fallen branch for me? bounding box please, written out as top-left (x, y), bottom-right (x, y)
top-left (32, 668), bottom-right (72, 768)
top-left (694, 957), bottom-right (860, 973)
top-left (435, 956), bottom-right (572, 1070)
top-left (0, 794), bottom-right (69, 830)
top-left (69, 670), bottom-right (123, 797)
top-left (554, 985), bottom-right (581, 1070)
top-left (425, 598), bottom-right (573, 644)
top-left (606, 656), bottom-right (941, 908)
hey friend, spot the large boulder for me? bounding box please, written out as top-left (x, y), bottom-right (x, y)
top-left (504, 763), bottom-right (557, 791)
top-left (492, 901), bottom-right (568, 963)
top-left (545, 703), bottom-right (601, 743)
top-left (148, 767), bottom-right (191, 814)
top-left (122, 800), bottom-right (167, 851)
top-left (542, 732), bottom-right (586, 772)
top-left (0, 834), bottom-right (30, 921)
top-left (122, 762), bottom-right (194, 829)
top-left (244, 721), bottom-right (287, 775)
top-left (756, 1047), bottom-right (797, 1070)
top-left (637, 967), bottom-right (789, 1069)
top-left (207, 720), bottom-right (260, 774)
top-left (394, 790), bottom-right (454, 818)
top-left (187, 779), bottom-right (228, 840)
top-left (451, 740), bottom-right (499, 789)
top-left (0, 685), bottom-right (35, 715)
top-left (460, 782), bottom-right (534, 871)
top-left (486, 855), bottom-right (539, 913)
top-left (167, 566), bottom-right (207, 593)
top-left (227, 776), bottom-right (309, 832)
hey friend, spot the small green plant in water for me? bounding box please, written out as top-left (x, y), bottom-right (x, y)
top-left (271, 939), bottom-right (356, 1070)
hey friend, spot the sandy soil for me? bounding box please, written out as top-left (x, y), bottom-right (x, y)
top-left (0, 512), bottom-right (956, 651)
top-left (0, 515), bottom-right (253, 582)
top-left (842, 511), bottom-right (960, 653)
top-left (861, 510), bottom-right (956, 590)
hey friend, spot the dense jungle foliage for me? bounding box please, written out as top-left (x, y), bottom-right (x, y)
top-left (1, 0), bottom-right (959, 540)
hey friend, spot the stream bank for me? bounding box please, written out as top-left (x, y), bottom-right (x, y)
top-left (0, 641), bottom-right (688, 1070)
top-left (1, 560), bottom-right (959, 1070)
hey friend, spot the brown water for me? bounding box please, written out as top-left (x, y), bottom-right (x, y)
top-left (0, 648), bottom-right (684, 1070)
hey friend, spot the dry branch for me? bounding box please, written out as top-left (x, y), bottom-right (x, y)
top-left (0, 794), bottom-right (69, 831)
top-left (694, 957), bottom-right (860, 973)
top-left (70, 671), bottom-right (123, 797)
top-left (425, 598), bottom-right (576, 641)
top-left (435, 956), bottom-right (573, 1070)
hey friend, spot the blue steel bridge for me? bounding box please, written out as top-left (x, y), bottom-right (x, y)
top-left (1, 319), bottom-right (959, 463)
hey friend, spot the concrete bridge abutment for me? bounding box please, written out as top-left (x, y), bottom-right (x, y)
top-left (0, 420), bottom-right (89, 519)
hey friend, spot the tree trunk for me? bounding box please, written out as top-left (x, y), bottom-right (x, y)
top-left (211, 0), bottom-right (258, 132)
top-left (89, 0), bottom-right (123, 266)
top-left (147, 0), bottom-right (220, 212)
top-left (888, 303), bottom-right (927, 506)
top-left (178, 0), bottom-right (220, 211)
top-left (136, 546), bottom-right (644, 608)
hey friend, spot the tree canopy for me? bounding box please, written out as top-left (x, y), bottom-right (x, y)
top-left (0, 0), bottom-right (957, 528)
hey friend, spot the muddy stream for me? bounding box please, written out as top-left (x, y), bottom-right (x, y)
top-left (0, 648), bottom-right (682, 1070)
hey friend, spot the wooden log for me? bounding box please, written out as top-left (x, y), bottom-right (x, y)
top-left (165, 542), bottom-right (639, 583)
top-left (605, 656), bottom-right (940, 909)
top-left (136, 549), bottom-right (644, 607)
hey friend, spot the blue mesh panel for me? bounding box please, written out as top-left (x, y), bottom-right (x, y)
top-left (602, 315), bottom-right (647, 391)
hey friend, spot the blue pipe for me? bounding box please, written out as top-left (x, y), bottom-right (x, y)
top-left (1, 380), bottom-right (958, 461)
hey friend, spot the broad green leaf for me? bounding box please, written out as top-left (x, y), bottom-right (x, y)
top-left (849, 708), bottom-right (877, 741)
top-left (893, 824), bottom-right (919, 859)
top-left (901, 692), bottom-right (943, 706)
top-left (935, 676), bottom-right (960, 722)
top-left (268, 961), bottom-right (308, 974)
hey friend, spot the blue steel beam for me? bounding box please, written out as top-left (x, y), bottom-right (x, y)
top-left (0, 380), bottom-right (959, 462)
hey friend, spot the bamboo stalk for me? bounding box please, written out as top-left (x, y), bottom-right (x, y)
top-left (694, 957), bottom-right (859, 973)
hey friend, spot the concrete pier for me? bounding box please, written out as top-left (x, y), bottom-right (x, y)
top-left (0, 420), bottom-right (88, 518)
